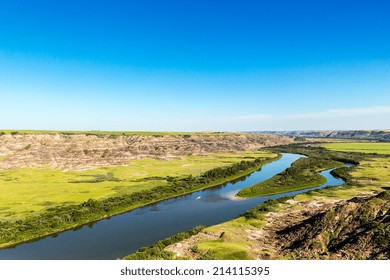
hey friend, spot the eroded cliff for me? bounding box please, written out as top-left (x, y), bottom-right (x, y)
top-left (0, 132), bottom-right (293, 170)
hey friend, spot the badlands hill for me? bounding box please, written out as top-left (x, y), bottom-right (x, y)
top-left (0, 132), bottom-right (293, 170)
top-left (254, 130), bottom-right (390, 142)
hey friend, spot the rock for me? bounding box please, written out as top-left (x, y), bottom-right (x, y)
top-left (276, 192), bottom-right (390, 260)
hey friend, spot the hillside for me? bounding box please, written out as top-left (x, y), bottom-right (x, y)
top-left (0, 132), bottom-right (293, 171)
top-left (254, 130), bottom-right (390, 142)
top-left (277, 192), bottom-right (389, 259)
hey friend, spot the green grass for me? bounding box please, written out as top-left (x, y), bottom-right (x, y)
top-left (197, 240), bottom-right (252, 260)
top-left (124, 226), bottom-right (205, 260)
top-left (310, 138), bottom-right (366, 143)
top-left (322, 143), bottom-right (390, 154)
top-left (350, 157), bottom-right (390, 187)
top-left (0, 151), bottom-right (276, 220)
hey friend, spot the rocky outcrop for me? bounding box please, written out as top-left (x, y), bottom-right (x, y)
top-left (254, 130), bottom-right (390, 142)
top-left (0, 132), bottom-right (292, 170)
top-left (277, 191), bottom-right (390, 259)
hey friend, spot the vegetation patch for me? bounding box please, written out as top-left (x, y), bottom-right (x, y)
top-left (322, 142), bottom-right (390, 154)
top-left (197, 241), bottom-right (252, 260)
top-left (123, 226), bottom-right (205, 260)
top-left (69, 172), bottom-right (121, 183)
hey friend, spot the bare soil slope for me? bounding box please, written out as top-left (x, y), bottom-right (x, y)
top-left (0, 133), bottom-right (292, 170)
top-left (276, 192), bottom-right (389, 259)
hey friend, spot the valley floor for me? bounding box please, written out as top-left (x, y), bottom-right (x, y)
top-left (135, 143), bottom-right (390, 260)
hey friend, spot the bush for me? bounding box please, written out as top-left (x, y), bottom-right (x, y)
top-left (124, 226), bottom-right (205, 260)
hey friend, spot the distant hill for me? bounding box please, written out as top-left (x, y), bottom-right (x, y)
top-left (251, 130), bottom-right (390, 142)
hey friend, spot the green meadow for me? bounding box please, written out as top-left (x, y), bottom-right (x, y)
top-left (322, 142), bottom-right (390, 154)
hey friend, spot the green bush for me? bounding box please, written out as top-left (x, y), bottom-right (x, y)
top-left (123, 226), bottom-right (205, 260)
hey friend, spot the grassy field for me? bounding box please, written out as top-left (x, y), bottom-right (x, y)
top-left (322, 142), bottom-right (390, 154)
top-left (140, 143), bottom-right (390, 260)
top-left (294, 156), bottom-right (390, 201)
top-left (308, 138), bottom-right (365, 143)
top-left (0, 151), bottom-right (275, 221)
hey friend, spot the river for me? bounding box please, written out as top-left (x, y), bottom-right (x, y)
top-left (0, 153), bottom-right (349, 259)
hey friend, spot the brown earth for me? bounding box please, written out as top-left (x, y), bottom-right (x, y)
top-left (275, 192), bottom-right (389, 260)
top-left (0, 133), bottom-right (293, 171)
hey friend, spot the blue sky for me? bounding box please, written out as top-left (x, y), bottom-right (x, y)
top-left (1, 0), bottom-right (389, 131)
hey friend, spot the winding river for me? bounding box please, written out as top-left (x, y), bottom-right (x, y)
top-left (0, 153), bottom-right (350, 260)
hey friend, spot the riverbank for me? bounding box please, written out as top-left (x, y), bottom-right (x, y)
top-left (0, 153), bottom-right (280, 250)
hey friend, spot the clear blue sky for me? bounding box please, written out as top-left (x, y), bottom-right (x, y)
top-left (1, 0), bottom-right (389, 131)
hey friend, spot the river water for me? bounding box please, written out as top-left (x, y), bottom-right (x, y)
top-left (0, 153), bottom-right (349, 259)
